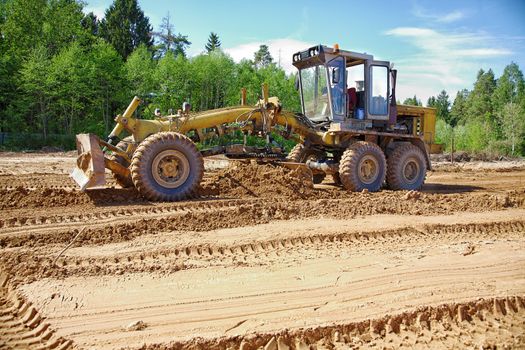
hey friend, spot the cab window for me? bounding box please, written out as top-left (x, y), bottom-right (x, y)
top-left (369, 65), bottom-right (388, 115)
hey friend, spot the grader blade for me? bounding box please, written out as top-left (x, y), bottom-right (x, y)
top-left (277, 161), bottom-right (314, 181)
top-left (70, 133), bottom-right (106, 191)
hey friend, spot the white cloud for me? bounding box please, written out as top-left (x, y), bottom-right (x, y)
top-left (83, 5), bottom-right (106, 20)
top-left (412, 5), bottom-right (465, 23)
top-left (224, 38), bottom-right (314, 74)
top-left (437, 10), bottom-right (465, 23)
top-left (385, 27), bottom-right (512, 103)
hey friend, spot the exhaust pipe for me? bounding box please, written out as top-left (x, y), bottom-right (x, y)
top-left (306, 160), bottom-right (339, 175)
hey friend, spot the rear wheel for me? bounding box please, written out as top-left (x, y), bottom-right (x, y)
top-left (110, 137), bottom-right (135, 188)
top-left (287, 143), bottom-right (326, 184)
top-left (339, 141), bottom-right (386, 192)
top-left (131, 132), bottom-right (204, 201)
top-left (386, 143), bottom-right (426, 190)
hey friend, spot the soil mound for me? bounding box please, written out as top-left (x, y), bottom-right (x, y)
top-left (199, 162), bottom-right (314, 199)
top-left (0, 187), bottom-right (143, 210)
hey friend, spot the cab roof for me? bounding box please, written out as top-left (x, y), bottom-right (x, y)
top-left (292, 45), bottom-right (375, 69)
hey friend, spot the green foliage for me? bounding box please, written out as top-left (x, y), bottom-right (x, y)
top-left (81, 11), bottom-right (99, 37)
top-left (99, 0), bottom-right (153, 59)
top-left (435, 118), bottom-right (452, 151)
top-left (450, 89), bottom-right (469, 127)
top-left (205, 32), bottom-right (221, 53)
top-left (87, 39), bottom-right (126, 134)
top-left (499, 102), bottom-right (525, 155)
top-left (1, 0), bottom-right (524, 157)
top-left (1, 0), bottom-right (46, 57)
top-left (402, 95), bottom-right (422, 106)
top-left (153, 51), bottom-right (191, 112)
top-left (435, 63), bottom-right (525, 157)
top-left (43, 0), bottom-right (86, 55)
top-left (125, 44), bottom-right (156, 97)
top-left (465, 69), bottom-right (496, 124)
top-left (256, 64), bottom-right (300, 112)
top-left (152, 13), bottom-right (190, 58)
top-left (254, 44), bottom-right (273, 68)
top-left (426, 96), bottom-right (436, 108)
top-left (435, 90), bottom-right (450, 123)
top-left (492, 63), bottom-right (525, 113)
top-left (19, 45), bottom-right (51, 137)
top-left (427, 90), bottom-right (452, 125)
top-left (190, 50), bottom-right (236, 110)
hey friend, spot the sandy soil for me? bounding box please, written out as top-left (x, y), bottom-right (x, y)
top-left (0, 153), bottom-right (524, 350)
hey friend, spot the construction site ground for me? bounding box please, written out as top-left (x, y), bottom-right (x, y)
top-left (0, 152), bottom-right (524, 350)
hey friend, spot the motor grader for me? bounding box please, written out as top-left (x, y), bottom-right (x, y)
top-left (72, 44), bottom-right (440, 201)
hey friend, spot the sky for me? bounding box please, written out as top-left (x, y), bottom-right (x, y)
top-left (84, 0), bottom-right (525, 104)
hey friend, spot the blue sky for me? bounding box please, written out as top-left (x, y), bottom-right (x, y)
top-left (84, 0), bottom-right (525, 103)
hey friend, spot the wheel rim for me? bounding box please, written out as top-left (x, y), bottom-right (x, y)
top-left (402, 157), bottom-right (420, 184)
top-left (151, 150), bottom-right (190, 188)
top-left (358, 155), bottom-right (379, 184)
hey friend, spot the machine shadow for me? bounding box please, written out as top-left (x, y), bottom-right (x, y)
top-left (84, 187), bottom-right (152, 207)
top-left (421, 183), bottom-right (482, 194)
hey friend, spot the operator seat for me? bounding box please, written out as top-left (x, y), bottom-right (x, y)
top-left (347, 87), bottom-right (357, 116)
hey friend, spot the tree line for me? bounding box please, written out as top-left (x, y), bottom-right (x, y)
top-left (1, 0), bottom-right (524, 155)
top-left (0, 0), bottom-right (298, 149)
top-left (403, 64), bottom-right (525, 156)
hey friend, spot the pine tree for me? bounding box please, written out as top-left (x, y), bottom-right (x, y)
top-left (466, 68), bottom-right (496, 123)
top-left (450, 89), bottom-right (469, 126)
top-left (99, 0), bottom-right (153, 59)
top-left (254, 44), bottom-right (273, 68)
top-left (152, 13), bottom-right (190, 58)
top-left (493, 62), bottom-right (525, 113)
top-left (427, 96), bottom-right (437, 108)
top-left (435, 90), bottom-right (451, 123)
top-left (81, 12), bottom-right (99, 37)
top-left (205, 32), bottom-right (221, 53)
top-left (402, 95), bottom-right (422, 106)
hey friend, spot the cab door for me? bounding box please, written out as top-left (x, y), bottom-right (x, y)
top-left (327, 56), bottom-right (346, 122)
top-left (365, 60), bottom-right (390, 121)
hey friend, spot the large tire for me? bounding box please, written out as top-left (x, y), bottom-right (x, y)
top-left (287, 143), bottom-right (326, 184)
top-left (110, 137), bottom-right (135, 188)
top-left (339, 141), bottom-right (386, 192)
top-left (130, 132), bottom-right (204, 201)
top-left (386, 143), bottom-right (427, 190)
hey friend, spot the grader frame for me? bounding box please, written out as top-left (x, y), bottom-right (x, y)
top-left (72, 44), bottom-right (441, 200)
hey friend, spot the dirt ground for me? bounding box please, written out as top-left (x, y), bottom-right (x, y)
top-left (0, 152), bottom-right (524, 350)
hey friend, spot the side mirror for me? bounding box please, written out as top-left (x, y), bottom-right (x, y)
top-left (331, 67), bottom-right (340, 84)
top-left (294, 74), bottom-right (300, 91)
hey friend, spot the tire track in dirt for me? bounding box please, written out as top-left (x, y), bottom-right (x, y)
top-left (0, 273), bottom-right (74, 350)
top-left (1, 191), bottom-right (523, 248)
top-left (0, 174), bottom-right (78, 190)
top-left (137, 296), bottom-right (525, 350)
top-left (3, 219), bottom-right (523, 285)
top-left (17, 239), bottom-right (525, 349)
top-left (0, 198), bottom-right (253, 231)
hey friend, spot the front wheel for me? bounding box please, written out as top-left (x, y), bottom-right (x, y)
top-left (131, 132), bottom-right (204, 201)
top-left (287, 143), bottom-right (326, 184)
top-left (339, 141), bottom-right (386, 192)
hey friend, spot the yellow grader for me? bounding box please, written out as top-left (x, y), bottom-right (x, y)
top-left (71, 44), bottom-right (440, 201)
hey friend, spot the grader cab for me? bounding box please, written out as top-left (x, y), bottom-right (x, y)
top-left (72, 44), bottom-right (440, 201)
